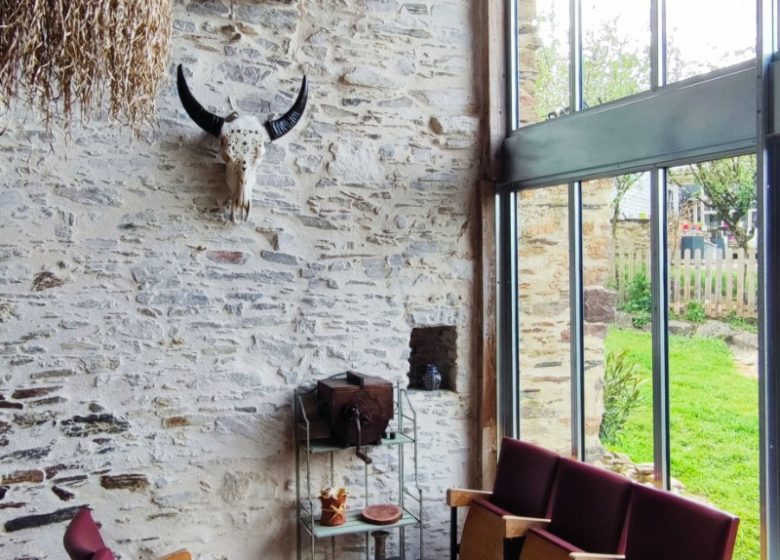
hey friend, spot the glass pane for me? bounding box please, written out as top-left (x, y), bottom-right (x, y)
top-left (517, 185), bottom-right (571, 454)
top-left (518, 0), bottom-right (570, 126)
top-left (667, 0), bottom-right (756, 83)
top-left (667, 156), bottom-right (759, 560)
top-left (582, 0), bottom-right (650, 108)
top-left (582, 174), bottom-right (654, 473)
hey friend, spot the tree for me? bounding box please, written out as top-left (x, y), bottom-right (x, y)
top-left (693, 157), bottom-right (756, 255)
top-left (533, 16), bottom-right (649, 241)
top-left (532, 17), bottom-right (649, 122)
top-left (670, 156), bottom-right (757, 300)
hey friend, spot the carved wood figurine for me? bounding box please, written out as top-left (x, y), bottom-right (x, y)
top-left (176, 65), bottom-right (308, 222)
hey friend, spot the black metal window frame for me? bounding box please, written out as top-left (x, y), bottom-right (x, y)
top-left (496, 0), bottom-right (780, 557)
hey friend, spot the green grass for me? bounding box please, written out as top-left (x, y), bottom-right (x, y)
top-left (605, 328), bottom-right (760, 560)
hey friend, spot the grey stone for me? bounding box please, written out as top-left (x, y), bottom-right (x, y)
top-left (237, 6), bottom-right (298, 31)
top-left (219, 63), bottom-right (271, 86)
top-left (0, 302), bottom-right (18, 323)
top-left (668, 320), bottom-right (695, 336)
top-left (260, 250), bottom-right (298, 266)
top-left (54, 185), bottom-right (122, 207)
top-left (729, 331), bottom-right (758, 350)
top-left (695, 320), bottom-right (733, 339)
top-left (343, 66), bottom-right (402, 89)
top-left (61, 413), bottom-right (130, 437)
top-left (186, 0), bottom-right (229, 16)
top-left (298, 215), bottom-right (338, 230)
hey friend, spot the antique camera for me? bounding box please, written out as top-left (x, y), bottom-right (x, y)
top-left (317, 371), bottom-right (393, 462)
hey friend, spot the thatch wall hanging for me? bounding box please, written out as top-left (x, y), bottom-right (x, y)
top-left (0, 0), bottom-right (172, 132)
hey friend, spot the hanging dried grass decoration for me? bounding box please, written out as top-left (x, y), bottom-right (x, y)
top-left (0, 0), bottom-right (172, 132)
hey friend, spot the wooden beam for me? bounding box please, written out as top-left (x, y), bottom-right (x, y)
top-left (475, 0), bottom-right (506, 490)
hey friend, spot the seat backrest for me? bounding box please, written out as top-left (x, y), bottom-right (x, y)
top-left (63, 508), bottom-right (110, 560)
top-left (490, 437), bottom-right (560, 517)
top-left (545, 458), bottom-right (633, 554)
top-left (624, 484), bottom-right (739, 560)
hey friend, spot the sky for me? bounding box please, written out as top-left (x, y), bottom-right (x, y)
top-left (533, 0), bottom-right (756, 71)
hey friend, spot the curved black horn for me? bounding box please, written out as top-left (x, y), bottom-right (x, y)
top-left (264, 76), bottom-right (308, 141)
top-left (176, 65), bottom-right (225, 137)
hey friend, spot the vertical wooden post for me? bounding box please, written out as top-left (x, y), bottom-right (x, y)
top-left (476, 0), bottom-right (507, 490)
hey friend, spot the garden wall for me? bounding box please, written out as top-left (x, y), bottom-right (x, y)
top-left (517, 182), bottom-right (615, 456)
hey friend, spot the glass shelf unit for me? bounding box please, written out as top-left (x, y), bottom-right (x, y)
top-left (294, 380), bottom-right (424, 560)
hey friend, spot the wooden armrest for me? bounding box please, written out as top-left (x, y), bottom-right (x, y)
top-left (446, 488), bottom-right (492, 507)
top-left (503, 516), bottom-right (550, 539)
top-left (569, 553), bottom-right (625, 559)
top-left (158, 550), bottom-right (191, 560)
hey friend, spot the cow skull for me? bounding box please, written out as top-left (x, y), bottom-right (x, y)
top-left (176, 64), bottom-right (308, 222)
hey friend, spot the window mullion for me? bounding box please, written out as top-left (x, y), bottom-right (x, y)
top-left (507, 0), bottom-right (519, 131)
top-left (569, 0), bottom-right (582, 112)
top-left (497, 190), bottom-right (519, 440)
top-left (568, 180), bottom-right (585, 460)
top-left (650, 0), bottom-right (667, 89)
top-left (650, 169), bottom-right (671, 490)
top-left (756, 1), bottom-right (777, 558)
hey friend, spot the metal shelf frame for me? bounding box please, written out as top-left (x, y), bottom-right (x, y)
top-left (294, 380), bottom-right (424, 560)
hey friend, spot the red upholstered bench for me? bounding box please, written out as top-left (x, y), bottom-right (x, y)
top-left (447, 439), bottom-right (740, 560)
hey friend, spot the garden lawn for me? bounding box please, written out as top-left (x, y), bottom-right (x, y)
top-left (605, 328), bottom-right (760, 560)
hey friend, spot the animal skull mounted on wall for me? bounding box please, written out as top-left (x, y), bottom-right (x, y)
top-left (176, 64), bottom-right (308, 222)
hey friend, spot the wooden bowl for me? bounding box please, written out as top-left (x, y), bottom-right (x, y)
top-left (361, 504), bottom-right (402, 525)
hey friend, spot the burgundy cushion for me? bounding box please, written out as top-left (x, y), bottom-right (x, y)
top-left (546, 459), bottom-right (633, 553)
top-left (490, 437), bottom-right (560, 517)
top-left (92, 548), bottom-right (116, 560)
top-left (63, 509), bottom-right (107, 560)
top-left (624, 484), bottom-right (739, 560)
top-left (526, 526), bottom-right (584, 553)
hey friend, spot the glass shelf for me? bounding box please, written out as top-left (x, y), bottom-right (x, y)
top-left (299, 433), bottom-right (414, 453)
top-left (301, 509), bottom-right (420, 539)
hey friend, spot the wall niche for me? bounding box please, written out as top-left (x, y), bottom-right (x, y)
top-left (407, 325), bottom-right (457, 391)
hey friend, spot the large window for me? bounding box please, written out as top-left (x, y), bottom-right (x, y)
top-left (501, 2), bottom-right (777, 559)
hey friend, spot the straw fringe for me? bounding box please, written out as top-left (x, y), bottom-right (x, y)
top-left (0, 0), bottom-right (172, 132)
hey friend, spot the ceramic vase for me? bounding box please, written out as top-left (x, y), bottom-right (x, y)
top-left (423, 364), bottom-right (442, 390)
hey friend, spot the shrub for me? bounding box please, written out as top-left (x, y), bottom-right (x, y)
top-left (684, 301), bottom-right (707, 323)
top-left (600, 350), bottom-right (645, 445)
top-left (725, 310), bottom-right (758, 333)
top-left (622, 269), bottom-right (652, 328)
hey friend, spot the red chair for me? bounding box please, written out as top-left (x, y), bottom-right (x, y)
top-left (519, 459), bottom-right (633, 560)
top-left (447, 437), bottom-right (560, 560)
top-left (64, 508), bottom-right (191, 560)
top-left (63, 509), bottom-right (115, 560)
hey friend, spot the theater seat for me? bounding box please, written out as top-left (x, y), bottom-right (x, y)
top-left (519, 459), bottom-right (633, 560)
top-left (447, 437), bottom-right (560, 560)
top-left (619, 484), bottom-right (738, 560)
top-left (64, 509), bottom-right (113, 560)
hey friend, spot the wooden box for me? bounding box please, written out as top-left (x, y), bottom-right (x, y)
top-left (317, 371), bottom-right (393, 446)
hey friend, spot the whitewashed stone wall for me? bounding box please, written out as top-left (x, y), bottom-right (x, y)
top-left (0, 1), bottom-right (480, 558)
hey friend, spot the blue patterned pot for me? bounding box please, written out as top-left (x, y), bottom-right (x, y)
top-left (423, 364), bottom-right (442, 390)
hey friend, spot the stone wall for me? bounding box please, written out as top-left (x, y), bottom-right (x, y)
top-left (0, 1), bottom-right (481, 558)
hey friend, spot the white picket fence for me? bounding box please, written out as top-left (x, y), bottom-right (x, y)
top-left (613, 243), bottom-right (758, 318)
